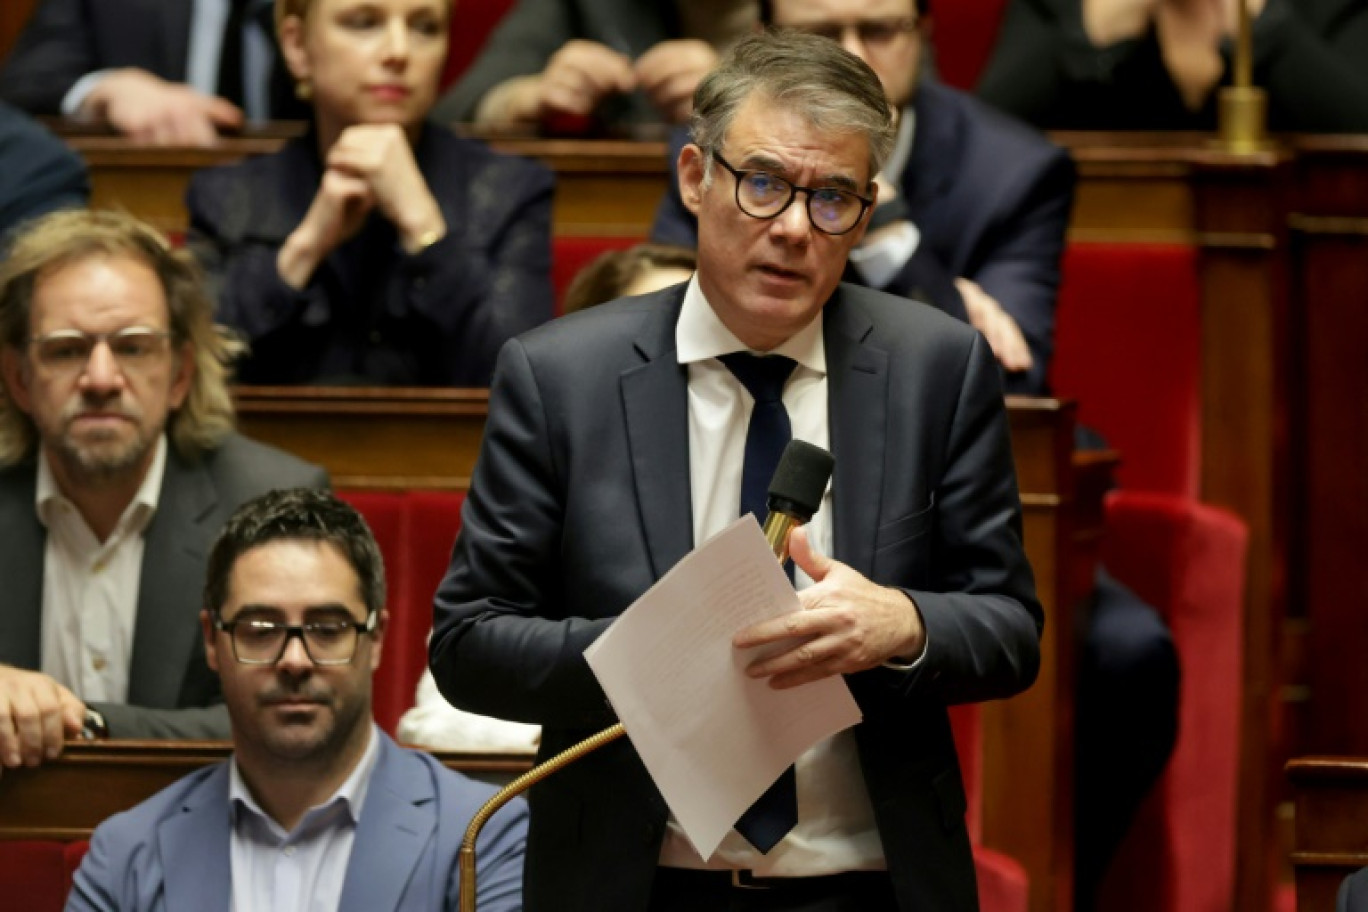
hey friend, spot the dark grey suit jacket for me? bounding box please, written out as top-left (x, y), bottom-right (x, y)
top-left (430, 282), bottom-right (1042, 911)
top-left (0, 433), bottom-right (327, 738)
top-left (434, 0), bottom-right (683, 124)
top-left (1343, 867), bottom-right (1368, 912)
top-left (0, 102), bottom-right (87, 241)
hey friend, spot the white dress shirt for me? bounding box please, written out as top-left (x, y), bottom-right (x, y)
top-left (848, 109), bottom-right (920, 289)
top-left (656, 277), bottom-right (885, 876)
top-left (228, 723), bottom-right (381, 912)
top-left (37, 436), bottom-right (166, 703)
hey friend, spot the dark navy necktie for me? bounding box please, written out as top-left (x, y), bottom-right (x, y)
top-left (720, 351), bottom-right (799, 853)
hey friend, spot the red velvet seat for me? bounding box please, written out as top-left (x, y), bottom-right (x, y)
top-left (337, 489), bottom-right (467, 737)
top-left (0, 840), bottom-right (74, 912)
top-left (1096, 491), bottom-right (1247, 912)
top-left (552, 235), bottom-right (644, 314)
top-left (1053, 242), bottom-right (1249, 912)
top-left (442, 0), bottom-right (516, 89)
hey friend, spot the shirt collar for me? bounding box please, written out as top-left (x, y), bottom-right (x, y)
top-left (675, 275), bottom-right (826, 375)
top-left (35, 434), bottom-right (168, 536)
top-left (229, 723), bottom-right (382, 838)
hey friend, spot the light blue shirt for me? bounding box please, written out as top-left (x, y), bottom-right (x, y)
top-left (227, 724), bottom-right (381, 912)
top-left (62, 0), bottom-right (275, 120)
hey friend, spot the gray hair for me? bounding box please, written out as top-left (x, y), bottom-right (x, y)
top-left (689, 30), bottom-right (896, 186)
top-left (0, 209), bottom-right (244, 467)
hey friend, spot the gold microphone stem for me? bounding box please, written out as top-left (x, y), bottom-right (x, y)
top-left (459, 722), bottom-right (627, 912)
top-left (763, 512), bottom-right (798, 564)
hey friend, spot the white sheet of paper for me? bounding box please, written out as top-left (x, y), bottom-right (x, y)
top-left (583, 516), bottom-right (863, 860)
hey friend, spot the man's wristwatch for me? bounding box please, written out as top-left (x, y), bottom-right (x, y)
top-left (80, 706), bottom-right (109, 740)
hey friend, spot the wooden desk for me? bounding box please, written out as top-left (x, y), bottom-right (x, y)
top-left (1287, 756), bottom-right (1368, 912)
top-left (238, 387), bottom-right (1100, 912)
top-left (0, 740), bottom-right (532, 842)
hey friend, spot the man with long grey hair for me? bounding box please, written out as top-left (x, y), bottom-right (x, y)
top-left (431, 30), bottom-right (1040, 911)
top-left (0, 209), bottom-right (325, 775)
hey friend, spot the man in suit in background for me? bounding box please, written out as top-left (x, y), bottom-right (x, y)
top-left (434, 0), bottom-right (756, 128)
top-left (0, 209), bottom-right (326, 775)
top-left (67, 488), bottom-right (527, 912)
top-left (0, 102), bottom-right (88, 241)
top-left (432, 30), bottom-right (1041, 911)
top-left (653, 0), bottom-right (1075, 396)
top-left (0, 0), bottom-right (305, 145)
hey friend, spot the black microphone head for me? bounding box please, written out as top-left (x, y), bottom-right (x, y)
top-left (767, 440), bottom-right (834, 522)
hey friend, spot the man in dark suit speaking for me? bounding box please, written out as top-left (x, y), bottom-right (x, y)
top-left (430, 30), bottom-right (1041, 912)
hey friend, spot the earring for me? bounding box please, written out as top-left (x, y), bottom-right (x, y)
top-left (295, 79), bottom-right (313, 101)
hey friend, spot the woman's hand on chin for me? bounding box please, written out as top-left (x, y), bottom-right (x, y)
top-left (277, 170), bottom-right (375, 289)
top-left (327, 124), bottom-right (447, 253)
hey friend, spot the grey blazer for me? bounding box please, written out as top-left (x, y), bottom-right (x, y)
top-left (430, 282), bottom-right (1042, 911)
top-left (67, 730), bottom-right (528, 912)
top-left (0, 432), bottom-right (327, 738)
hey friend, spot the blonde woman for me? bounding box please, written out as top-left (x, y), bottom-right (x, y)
top-left (188, 0), bottom-right (554, 386)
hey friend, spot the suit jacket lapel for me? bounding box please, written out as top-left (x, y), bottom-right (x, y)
top-left (159, 765), bottom-right (233, 912)
top-left (339, 737), bottom-right (435, 912)
top-left (128, 450), bottom-right (219, 707)
top-left (0, 466), bottom-right (44, 669)
top-left (902, 81), bottom-right (962, 220)
top-left (824, 288), bottom-right (888, 579)
top-left (620, 289), bottom-right (693, 582)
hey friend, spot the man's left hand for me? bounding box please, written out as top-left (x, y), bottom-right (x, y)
top-left (734, 527), bottom-right (925, 689)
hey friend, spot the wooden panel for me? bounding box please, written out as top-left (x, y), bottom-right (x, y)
top-left (1288, 757), bottom-right (1368, 912)
top-left (236, 386), bottom-right (488, 490)
top-left (0, 741), bottom-right (532, 842)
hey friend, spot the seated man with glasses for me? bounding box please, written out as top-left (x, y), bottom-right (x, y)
top-left (0, 209), bottom-right (326, 777)
top-left (431, 31), bottom-right (1040, 912)
top-left (68, 488), bottom-right (528, 912)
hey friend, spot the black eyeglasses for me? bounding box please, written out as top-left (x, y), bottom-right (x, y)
top-left (28, 327), bottom-right (174, 376)
top-left (788, 17), bottom-right (919, 51)
top-left (214, 612), bottom-right (378, 666)
top-left (711, 152), bottom-right (872, 236)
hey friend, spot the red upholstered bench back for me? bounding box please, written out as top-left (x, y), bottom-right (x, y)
top-left (1097, 491), bottom-right (1247, 912)
top-left (0, 839), bottom-right (89, 912)
top-left (930, 0), bottom-right (1010, 90)
top-left (442, 0), bottom-right (516, 89)
top-left (1052, 243), bottom-right (1203, 497)
top-left (553, 235), bottom-right (644, 314)
top-left (337, 490), bottom-right (466, 737)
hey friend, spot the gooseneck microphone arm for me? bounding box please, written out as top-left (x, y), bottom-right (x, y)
top-left (457, 440), bottom-right (835, 911)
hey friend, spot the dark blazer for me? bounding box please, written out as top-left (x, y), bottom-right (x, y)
top-left (652, 80), bottom-right (1075, 395)
top-left (1342, 866), bottom-right (1368, 912)
top-left (0, 102), bottom-right (87, 240)
top-left (0, 0), bottom-right (303, 118)
top-left (68, 730), bottom-right (528, 912)
top-left (976, 0), bottom-right (1368, 132)
top-left (186, 123), bottom-right (555, 387)
top-left (430, 282), bottom-right (1042, 911)
top-left (0, 433), bottom-right (327, 739)
top-left (434, 0), bottom-right (683, 125)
